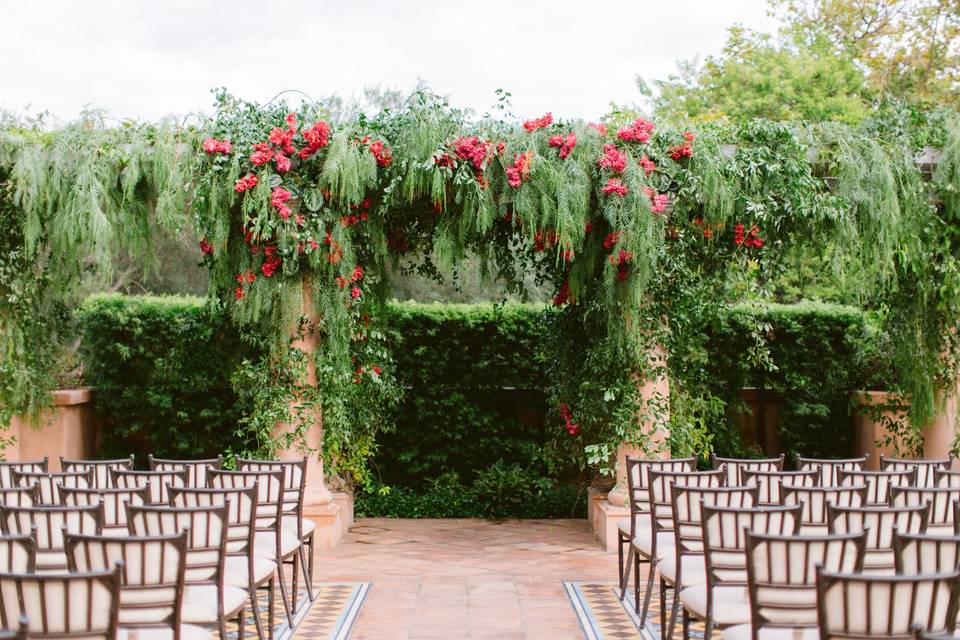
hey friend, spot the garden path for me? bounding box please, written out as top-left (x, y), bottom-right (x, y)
top-left (313, 518), bottom-right (619, 639)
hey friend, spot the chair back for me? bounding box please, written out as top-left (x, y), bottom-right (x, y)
top-left (894, 532), bottom-right (960, 574)
top-left (0, 460), bottom-right (48, 489)
top-left (827, 503), bottom-right (929, 573)
top-left (933, 468), bottom-right (960, 488)
top-left (147, 455), bottom-right (222, 488)
top-left (11, 470), bottom-right (93, 505)
top-left (65, 531), bottom-right (187, 630)
top-left (701, 504), bottom-right (803, 588)
top-left (126, 503), bottom-right (228, 586)
top-left (781, 485), bottom-right (868, 528)
top-left (0, 533), bottom-right (36, 573)
top-left (816, 568), bottom-right (960, 639)
top-left (168, 486), bottom-right (257, 555)
top-left (237, 458), bottom-right (307, 536)
top-left (59, 457), bottom-right (134, 489)
top-left (110, 470), bottom-right (188, 505)
top-left (880, 456), bottom-right (950, 489)
top-left (0, 566), bottom-right (121, 639)
top-left (648, 469), bottom-right (724, 531)
top-left (890, 487), bottom-right (960, 527)
top-left (745, 530), bottom-right (866, 631)
top-left (713, 455), bottom-right (784, 485)
top-left (0, 505), bottom-right (102, 571)
top-left (59, 486), bottom-right (149, 529)
top-left (797, 456), bottom-right (868, 486)
top-left (207, 468), bottom-right (284, 526)
top-left (742, 469), bottom-right (819, 505)
top-left (0, 488), bottom-right (39, 509)
top-left (624, 457), bottom-right (695, 535)
top-left (838, 468), bottom-right (918, 505)
top-left (671, 485), bottom-right (757, 559)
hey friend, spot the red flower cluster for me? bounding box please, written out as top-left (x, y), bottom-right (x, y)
top-left (324, 231), bottom-right (344, 264)
top-left (734, 224), bottom-right (764, 248)
top-left (334, 265), bottom-right (365, 290)
top-left (598, 144), bottom-right (627, 173)
top-left (552, 280), bottom-right (573, 307)
top-left (351, 286), bottom-right (362, 299)
top-left (271, 186), bottom-right (292, 220)
top-left (534, 228), bottom-right (558, 252)
top-left (693, 217), bottom-right (714, 239)
top-left (506, 151), bottom-right (534, 188)
top-left (558, 402), bottom-right (579, 436)
top-left (617, 118), bottom-right (655, 143)
top-left (341, 198), bottom-right (371, 227)
top-left (641, 186), bottom-right (669, 214)
top-left (523, 112), bottom-right (553, 132)
top-left (602, 178), bottom-right (628, 197)
top-left (202, 137), bottom-right (232, 155)
top-left (261, 254), bottom-right (282, 277)
top-left (299, 121), bottom-right (331, 159)
top-left (234, 173), bottom-right (258, 193)
top-left (608, 248), bottom-right (633, 266)
top-left (684, 131), bottom-right (696, 142)
top-left (588, 122), bottom-right (607, 135)
top-left (638, 155), bottom-right (656, 176)
top-left (548, 132), bottom-right (577, 159)
top-left (452, 136), bottom-right (492, 170)
top-left (368, 139), bottom-right (393, 167)
top-left (250, 142), bottom-right (273, 166)
top-left (199, 238), bottom-right (214, 254)
top-left (233, 270), bottom-right (256, 301)
top-left (603, 231), bottom-right (621, 249)
top-left (668, 143), bottom-right (693, 160)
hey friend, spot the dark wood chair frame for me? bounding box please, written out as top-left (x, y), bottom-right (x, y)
top-left (711, 454), bottom-right (785, 486)
top-left (59, 456), bottom-right (134, 490)
top-left (147, 455), bottom-right (223, 489)
top-left (796, 455), bottom-right (869, 486)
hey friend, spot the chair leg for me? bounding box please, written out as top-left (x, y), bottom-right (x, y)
top-left (275, 559), bottom-right (294, 626)
top-left (658, 578), bottom-right (667, 640)
top-left (639, 557), bottom-right (656, 626)
top-left (268, 577), bottom-right (277, 640)
top-left (666, 581), bottom-right (679, 640)
top-left (250, 576), bottom-right (266, 640)
top-left (618, 532), bottom-right (626, 595)
top-left (291, 552), bottom-right (300, 613)
top-left (682, 608), bottom-right (690, 640)
top-left (633, 552), bottom-right (641, 615)
top-left (237, 608), bottom-right (246, 640)
top-left (303, 532), bottom-right (316, 601)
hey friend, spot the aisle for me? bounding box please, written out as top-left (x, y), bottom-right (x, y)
top-left (310, 518), bottom-right (620, 639)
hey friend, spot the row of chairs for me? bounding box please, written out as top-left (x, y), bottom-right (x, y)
top-left (617, 453), bottom-right (960, 639)
top-left (0, 455), bottom-right (317, 640)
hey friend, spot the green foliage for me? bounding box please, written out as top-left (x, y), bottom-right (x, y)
top-left (78, 294), bottom-right (249, 460)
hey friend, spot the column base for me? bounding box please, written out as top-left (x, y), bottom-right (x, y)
top-left (593, 498), bottom-right (630, 553)
top-left (304, 491), bottom-right (354, 549)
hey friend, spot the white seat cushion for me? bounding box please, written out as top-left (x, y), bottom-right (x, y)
top-left (722, 624), bottom-right (819, 640)
top-left (658, 554), bottom-right (707, 587)
top-left (225, 555), bottom-right (276, 587)
top-left (617, 515), bottom-right (652, 536)
top-left (181, 585), bottom-right (247, 623)
top-left (102, 525), bottom-right (130, 537)
top-left (631, 530), bottom-right (674, 557)
top-left (281, 515), bottom-right (316, 537)
top-left (680, 585), bottom-right (750, 626)
top-left (254, 530), bottom-right (300, 558)
top-left (35, 550), bottom-right (68, 571)
top-left (119, 624), bottom-right (214, 640)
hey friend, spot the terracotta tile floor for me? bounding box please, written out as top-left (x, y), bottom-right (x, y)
top-left (314, 518), bottom-right (619, 639)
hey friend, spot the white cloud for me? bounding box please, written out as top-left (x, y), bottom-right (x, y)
top-left (1, 0), bottom-right (777, 122)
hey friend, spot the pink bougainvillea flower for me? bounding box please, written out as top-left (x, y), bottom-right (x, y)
top-left (234, 173), bottom-right (259, 193)
top-left (271, 186), bottom-right (292, 207)
top-left (603, 231), bottom-right (622, 249)
top-left (616, 118), bottom-right (655, 143)
top-left (202, 137), bottom-right (232, 154)
top-left (522, 112), bottom-right (553, 132)
top-left (351, 286), bottom-right (362, 299)
top-left (261, 255), bottom-right (281, 277)
top-left (668, 142), bottom-right (693, 160)
top-left (549, 132), bottom-right (577, 159)
top-left (602, 178), bottom-right (628, 197)
top-left (638, 155), bottom-right (656, 176)
top-left (250, 142), bottom-right (273, 166)
top-left (452, 136), bottom-right (492, 170)
top-left (368, 140), bottom-right (393, 167)
top-left (588, 122), bottom-right (607, 135)
top-left (275, 154), bottom-right (291, 172)
top-left (597, 144), bottom-right (627, 173)
top-left (506, 151), bottom-right (534, 188)
top-left (234, 287), bottom-right (245, 300)
top-left (733, 223), bottom-right (745, 245)
top-left (199, 238), bottom-right (214, 254)
top-left (552, 280), bottom-right (572, 307)
top-left (683, 131), bottom-right (696, 142)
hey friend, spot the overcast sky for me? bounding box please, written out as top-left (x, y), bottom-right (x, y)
top-left (1, 0), bottom-right (777, 123)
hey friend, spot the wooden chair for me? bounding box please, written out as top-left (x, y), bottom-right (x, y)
top-left (742, 469), bottom-right (819, 506)
top-left (60, 456), bottom-right (134, 489)
top-left (894, 531), bottom-right (960, 574)
top-left (111, 469), bottom-right (188, 505)
top-left (680, 504), bottom-right (802, 640)
top-left (724, 530), bottom-right (866, 640)
top-left (208, 468), bottom-right (298, 625)
top-left (712, 455), bottom-right (784, 486)
top-left (148, 456), bottom-right (223, 489)
top-left (797, 456), bottom-right (868, 486)
top-left (237, 458), bottom-right (314, 605)
top-left (59, 486), bottom-right (149, 536)
top-left (170, 485), bottom-right (276, 640)
top-left (0, 533), bottom-right (36, 574)
top-left (11, 470), bottom-right (93, 505)
top-left (0, 460), bottom-right (47, 490)
top-left (619, 456), bottom-right (696, 609)
top-left (933, 468), bottom-right (960, 488)
top-left (661, 485), bottom-right (758, 638)
top-left (780, 485), bottom-right (868, 534)
top-left (815, 567), bottom-right (960, 639)
top-left (126, 503), bottom-right (244, 640)
top-left (0, 617), bottom-right (28, 640)
top-left (880, 456), bottom-right (950, 489)
top-left (889, 486), bottom-right (960, 533)
top-left (0, 504), bottom-right (102, 572)
top-left (632, 468), bottom-right (724, 631)
top-left (826, 503), bottom-right (929, 573)
top-left (0, 565), bottom-right (122, 639)
top-left (64, 530), bottom-right (210, 640)
top-left (837, 468), bottom-right (918, 505)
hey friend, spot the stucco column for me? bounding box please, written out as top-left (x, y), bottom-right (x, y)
top-left (275, 282), bottom-right (333, 509)
top-left (605, 343), bottom-right (671, 508)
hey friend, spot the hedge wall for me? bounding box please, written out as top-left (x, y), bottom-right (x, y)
top-left (78, 294), bottom-right (875, 512)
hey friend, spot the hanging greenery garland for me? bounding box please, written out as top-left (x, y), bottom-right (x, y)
top-left (1, 92), bottom-right (959, 479)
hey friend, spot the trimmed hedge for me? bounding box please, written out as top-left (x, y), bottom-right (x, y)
top-left (78, 294), bottom-right (876, 514)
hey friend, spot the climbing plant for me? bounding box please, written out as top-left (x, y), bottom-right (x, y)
top-left (2, 92), bottom-right (959, 480)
